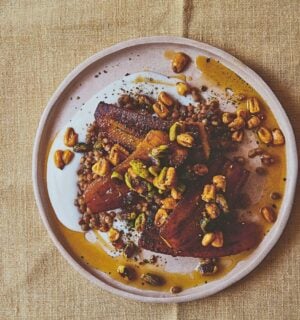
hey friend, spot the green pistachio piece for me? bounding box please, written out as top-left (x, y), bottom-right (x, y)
top-left (130, 160), bottom-right (149, 179)
top-left (135, 213), bottom-right (146, 232)
top-left (111, 171), bottom-right (123, 181)
top-left (169, 122), bottom-right (182, 142)
top-left (150, 145), bottom-right (169, 158)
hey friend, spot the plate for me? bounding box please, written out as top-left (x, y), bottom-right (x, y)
top-left (32, 36), bottom-right (298, 303)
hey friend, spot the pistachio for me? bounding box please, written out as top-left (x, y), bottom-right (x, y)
top-left (272, 128), bottom-right (285, 145)
top-left (124, 172), bottom-right (133, 189)
top-left (93, 140), bottom-right (103, 151)
top-left (201, 184), bottom-right (216, 202)
top-left (117, 265), bottom-right (135, 280)
top-left (54, 150), bottom-right (65, 170)
top-left (123, 242), bottom-right (137, 258)
top-left (247, 97), bottom-right (261, 114)
top-left (150, 145), bottom-right (169, 158)
top-left (130, 160), bottom-right (149, 179)
top-left (176, 82), bottom-right (189, 96)
top-left (222, 112), bottom-right (236, 124)
top-left (92, 158), bottom-right (111, 176)
top-left (108, 228), bottom-right (121, 242)
top-left (154, 208), bottom-right (169, 227)
top-left (158, 91), bottom-right (174, 107)
top-left (171, 52), bottom-right (190, 73)
top-left (176, 133), bottom-right (194, 148)
top-left (169, 122), bottom-right (182, 142)
top-left (228, 116), bottom-right (245, 131)
top-left (200, 217), bottom-right (210, 233)
top-left (161, 197), bottom-right (177, 210)
top-left (257, 127), bottom-right (273, 144)
top-left (111, 171), bottom-right (123, 181)
top-left (148, 165), bottom-right (160, 177)
top-left (64, 127), bottom-right (78, 147)
top-left (211, 231), bottom-right (224, 248)
top-left (171, 187), bottom-right (182, 200)
top-left (261, 206), bottom-right (276, 223)
top-left (231, 130), bottom-right (244, 142)
top-left (141, 273), bottom-right (164, 286)
top-left (73, 142), bottom-right (92, 153)
top-left (165, 167), bottom-right (177, 187)
top-left (197, 258), bottom-right (218, 275)
top-left (153, 167), bottom-right (168, 190)
top-left (247, 115), bottom-right (261, 129)
top-left (109, 144), bottom-right (129, 166)
top-left (153, 102), bottom-right (169, 119)
top-left (216, 194), bottom-right (229, 213)
top-left (135, 213), bottom-right (146, 232)
top-left (62, 150), bottom-right (74, 165)
top-left (213, 175), bottom-right (226, 192)
top-left (205, 203), bottom-right (220, 219)
top-left (201, 232), bottom-right (215, 246)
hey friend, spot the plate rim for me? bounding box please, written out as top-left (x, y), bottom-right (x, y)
top-left (32, 36), bottom-right (298, 303)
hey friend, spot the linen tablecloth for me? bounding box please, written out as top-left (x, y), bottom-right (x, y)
top-left (1, 1), bottom-right (299, 319)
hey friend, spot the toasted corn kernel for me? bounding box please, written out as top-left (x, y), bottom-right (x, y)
top-left (213, 175), bottom-right (226, 192)
top-left (161, 197), bottom-right (177, 210)
top-left (111, 171), bottom-right (123, 181)
top-left (261, 206), bottom-right (277, 223)
top-left (201, 233), bottom-right (215, 246)
top-left (109, 144), bottom-right (129, 166)
top-left (165, 167), bottom-right (177, 187)
top-left (108, 228), bottom-right (121, 242)
top-left (176, 133), bottom-right (194, 148)
top-left (272, 128), bottom-right (285, 145)
top-left (232, 130), bottom-right (244, 142)
top-left (64, 127), bottom-right (78, 147)
top-left (130, 160), bottom-right (149, 179)
top-left (54, 150), bottom-right (65, 170)
top-left (135, 213), bottom-right (146, 231)
top-left (222, 112), bottom-right (236, 124)
top-left (62, 150), bottom-right (74, 165)
top-left (169, 122), bottom-right (182, 142)
top-left (201, 184), bottom-right (216, 202)
top-left (211, 231), bottom-right (224, 248)
top-left (158, 91), bottom-right (174, 107)
top-left (257, 127), bottom-right (273, 144)
top-left (92, 158), bottom-right (111, 176)
top-left (153, 101), bottom-right (169, 119)
top-left (176, 82), bottom-right (189, 96)
top-left (247, 115), bottom-right (261, 129)
top-left (150, 145), bottom-right (169, 158)
top-left (154, 208), bottom-right (169, 227)
top-left (205, 203), bottom-right (220, 219)
top-left (171, 188), bottom-right (182, 200)
top-left (148, 165), bottom-right (160, 176)
top-left (228, 116), bottom-right (245, 131)
top-left (216, 194), bottom-right (229, 213)
top-left (117, 265), bottom-right (134, 280)
top-left (172, 52), bottom-right (190, 73)
top-left (247, 97), bottom-right (261, 114)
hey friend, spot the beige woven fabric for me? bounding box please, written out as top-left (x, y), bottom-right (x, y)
top-left (1, 0), bottom-right (299, 319)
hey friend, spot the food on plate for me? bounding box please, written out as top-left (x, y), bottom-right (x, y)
top-left (50, 51), bottom-right (286, 293)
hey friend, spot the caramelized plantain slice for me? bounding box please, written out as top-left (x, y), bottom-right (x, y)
top-left (84, 130), bottom-right (169, 213)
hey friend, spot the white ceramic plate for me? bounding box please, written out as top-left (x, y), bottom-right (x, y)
top-left (32, 36), bottom-right (298, 303)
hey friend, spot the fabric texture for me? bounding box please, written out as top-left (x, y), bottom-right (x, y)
top-left (1, 0), bottom-right (299, 319)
